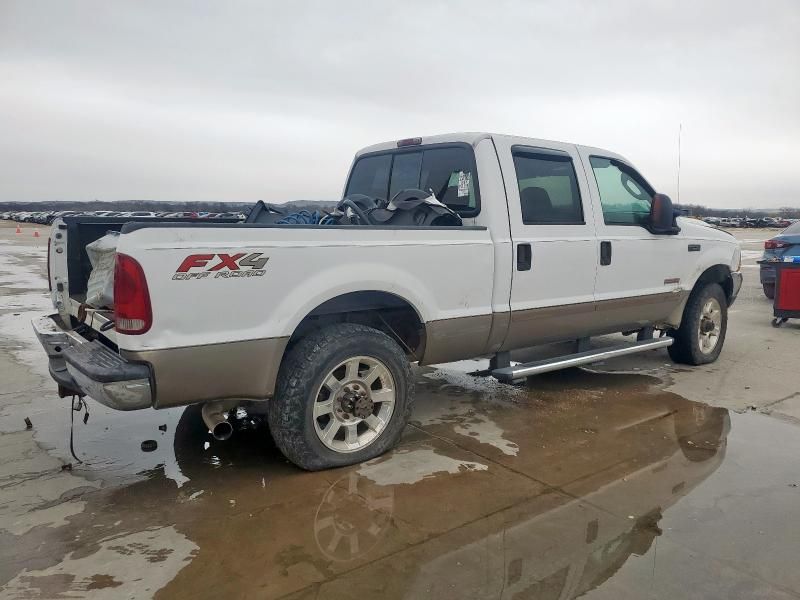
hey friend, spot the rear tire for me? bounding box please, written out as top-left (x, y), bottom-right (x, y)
top-left (668, 283), bottom-right (728, 365)
top-left (267, 323), bottom-right (413, 471)
top-left (762, 282), bottom-right (775, 299)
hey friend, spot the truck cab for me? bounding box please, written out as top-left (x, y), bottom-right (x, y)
top-left (346, 133), bottom-right (741, 357)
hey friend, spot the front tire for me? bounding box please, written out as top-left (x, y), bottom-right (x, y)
top-left (268, 323), bottom-right (413, 471)
top-left (668, 283), bottom-right (728, 365)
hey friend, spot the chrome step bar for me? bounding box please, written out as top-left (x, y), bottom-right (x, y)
top-left (492, 337), bottom-right (673, 382)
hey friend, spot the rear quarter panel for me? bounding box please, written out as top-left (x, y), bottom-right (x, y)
top-left (114, 225), bottom-right (495, 352)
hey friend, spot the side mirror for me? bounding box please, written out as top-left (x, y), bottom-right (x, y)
top-left (648, 193), bottom-right (681, 235)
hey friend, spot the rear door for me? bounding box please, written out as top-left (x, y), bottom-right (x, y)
top-left (493, 138), bottom-right (599, 349)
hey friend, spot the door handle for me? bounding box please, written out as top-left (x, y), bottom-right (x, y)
top-left (517, 243), bottom-right (532, 271)
top-left (600, 241), bottom-right (612, 266)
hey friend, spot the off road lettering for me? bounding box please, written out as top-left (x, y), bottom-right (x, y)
top-left (173, 252), bottom-right (268, 280)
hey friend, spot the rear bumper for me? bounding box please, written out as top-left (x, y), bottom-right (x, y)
top-left (32, 314), bottom-right (153, 410)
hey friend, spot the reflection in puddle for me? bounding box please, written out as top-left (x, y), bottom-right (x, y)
top-left (314, 472), bottom-right (394, 562)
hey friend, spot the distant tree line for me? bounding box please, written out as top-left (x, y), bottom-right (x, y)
top-left (675, 204), bottom-right (800, 218)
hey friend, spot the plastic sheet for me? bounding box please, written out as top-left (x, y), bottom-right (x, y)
top-left (85, 231), bottom-right (120, 308)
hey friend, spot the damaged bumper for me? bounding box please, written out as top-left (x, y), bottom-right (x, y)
top-left (31, 314), bottom-right (153, 410)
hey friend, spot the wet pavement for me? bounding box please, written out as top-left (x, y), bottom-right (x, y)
top-left (1, 222), bottom-right (799, 599)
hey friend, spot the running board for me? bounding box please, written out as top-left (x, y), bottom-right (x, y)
top-left (492, 337), bottom-right (673, 382)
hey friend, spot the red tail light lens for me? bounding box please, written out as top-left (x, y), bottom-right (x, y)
top-left (765, 239), bottom-right (789, 250)
top-left (114, 253), bottom-right (152, 334)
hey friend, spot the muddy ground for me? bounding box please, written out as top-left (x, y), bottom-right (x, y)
top-left (1, 221), bottom-right (798, 599)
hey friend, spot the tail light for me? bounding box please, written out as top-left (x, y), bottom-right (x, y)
top-left (397, 137), bottom-right (422, 147)
top-left (765, 239), bottom-right (789, 250)
top-left (114, 253), bottom-right (152, 334)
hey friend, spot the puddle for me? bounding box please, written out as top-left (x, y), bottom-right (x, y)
top-left (9, 366), bottom-right (800, 599)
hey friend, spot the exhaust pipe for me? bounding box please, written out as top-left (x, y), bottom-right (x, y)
top-left (201, 401), bottom-right (237, 441)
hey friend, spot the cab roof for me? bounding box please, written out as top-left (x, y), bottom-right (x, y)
top-left (354, 132), bottom-right (627, 164)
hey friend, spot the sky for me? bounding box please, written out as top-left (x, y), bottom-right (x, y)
top-left (1, 0), bottom-right (798, 208)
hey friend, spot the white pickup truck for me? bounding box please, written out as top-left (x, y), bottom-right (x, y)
top-left (33, 132), bottom-right (742, 470)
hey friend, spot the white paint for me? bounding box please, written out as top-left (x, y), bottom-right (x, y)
top-left (1, 526), bottom-right (198, 598)
top-left (357, 446), bottom-right (488, 486)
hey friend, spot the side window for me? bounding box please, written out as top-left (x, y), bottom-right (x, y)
top-left (420, 147), bottom-right (478, 215)
top-left (345, 154), bottom-right (391, 201)
top-left (590, 157), bottom-right (653, 226)
top-left (512, 150), bottom-right (584, 224)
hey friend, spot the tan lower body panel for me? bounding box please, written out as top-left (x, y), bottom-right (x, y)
top-left (592, 291), bottom-right (689, 334)
top-left (420, 314), bottom-right (493, 365)
top-left (122, 337), bottom-right (289, 409)
top-left (501, 291), bottom-right (688, 352)
top-left (420, 292), bottom-right (688, 362)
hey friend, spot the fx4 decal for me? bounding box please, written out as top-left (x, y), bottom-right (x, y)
top-left (172, 253), bottom-right (269, 280)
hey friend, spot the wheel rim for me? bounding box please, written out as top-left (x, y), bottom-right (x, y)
top-left (698, 298), bottom-right (722, 354)
top-left (313, 356), bottom-right (396, 453)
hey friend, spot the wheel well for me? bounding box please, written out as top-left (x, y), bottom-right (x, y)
top-left (695, 264), bottom-right (734, 303)
top-left (288, 291), bottom-right (426, 359)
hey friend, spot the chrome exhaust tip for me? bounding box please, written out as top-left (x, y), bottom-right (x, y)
top-left (201, 400), bottom-right (237, 441)
top-left (211, 420), bottom-right (234, 441)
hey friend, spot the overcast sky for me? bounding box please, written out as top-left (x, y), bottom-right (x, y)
top-left (1, 0), bottom-right (798, 208)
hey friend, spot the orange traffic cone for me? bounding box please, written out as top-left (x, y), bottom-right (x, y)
top-left (33, 229), bottom-right (40, 238)
top-left (15, 225), bottom-right (21, 234)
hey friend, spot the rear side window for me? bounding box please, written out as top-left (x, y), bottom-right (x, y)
top-left (420, 147), bottom-right (478, 214)
top-left (345, 144), bottom-right (480, 216)
top-left (512, 150), bottom-right (584, 225)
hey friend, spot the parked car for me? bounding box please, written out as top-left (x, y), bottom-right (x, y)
top-left (760, 220), bottom-right (800, 298)
top-left (33, 132), bottom-right (742, 470)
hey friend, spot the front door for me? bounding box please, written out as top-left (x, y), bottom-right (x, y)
top-left (578, 149), bottom-right (687, 330)
top-left (495, 140), bottom-right (599, 350)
